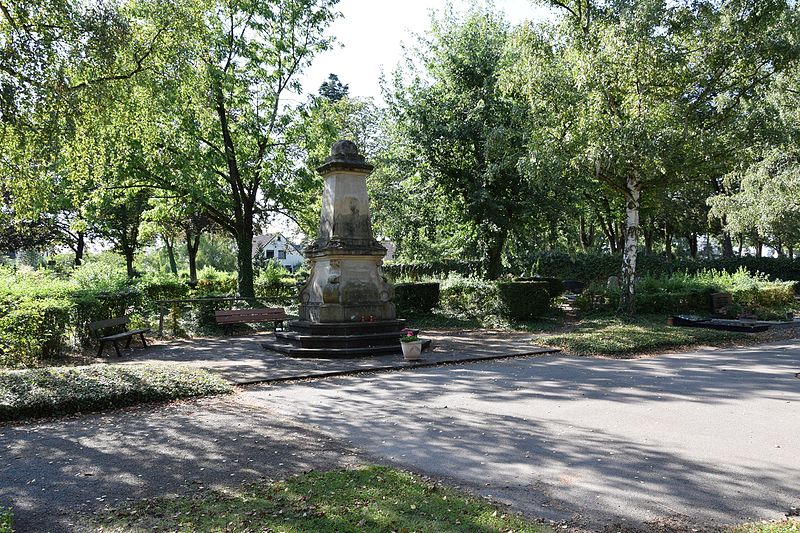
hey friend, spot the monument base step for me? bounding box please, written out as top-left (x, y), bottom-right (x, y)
top-left (262, 340), bottom-right (403, 359)
top-left (275, 330), bottom-right (406, 349)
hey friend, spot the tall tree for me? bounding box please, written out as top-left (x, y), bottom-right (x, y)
top-left (119, 0), bottom-right (339, 297)
top-left (509, 0), bottom-right (799, 312)
top-left (389, 7), bottom-right (533, 278)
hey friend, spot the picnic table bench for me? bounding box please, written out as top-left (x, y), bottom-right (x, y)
top-left (89, 316), bottom-right (150, 357)
top-left (215, 308), bottom-right (288, 335)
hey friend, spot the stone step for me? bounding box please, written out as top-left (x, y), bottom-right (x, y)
top-left (287, 319), bottom-right (407, 336)
top-left (262, 340), bottom-right (403, 359)
top-left (275, 330), bottom-right (406, 349)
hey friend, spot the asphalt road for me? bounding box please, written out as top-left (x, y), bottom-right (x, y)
top-left (244, 340), bottom-right (800, 530)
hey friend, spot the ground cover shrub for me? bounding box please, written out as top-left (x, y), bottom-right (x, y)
top-left (497, 281), bottom-right (552, 320)
top-left (577, 268), bottom-right (797, 318)
top-left (541, 314), bottom-right (747, 356)
top-left (194, 267), bottom-right (238, 296)
top-left (92, 465), bottom-right (550, 532)
top-left (0, 506), bottom-right (10, 533)
top-left (254, 263), bottom-right (296, 304)
top-left (0, 364), bottom-right (232, 422)
top-left (439, 274), bottom-right (499, 321)
top-left (394, 282), bottom-right (440, 315)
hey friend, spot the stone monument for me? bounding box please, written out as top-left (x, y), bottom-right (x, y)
top-left (262, 140), bottom-right (407, 358)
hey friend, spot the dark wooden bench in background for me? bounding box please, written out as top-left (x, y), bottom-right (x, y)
top-left (215, 308), bottom-right (288, 335)
top-left (89, 316), bottom-right (151, 357)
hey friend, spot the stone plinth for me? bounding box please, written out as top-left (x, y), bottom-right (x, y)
top-left (263, 140), bottom-right (404, 358)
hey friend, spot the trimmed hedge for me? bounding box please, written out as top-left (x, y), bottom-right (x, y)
top-left (394, 283), bottom-right (440, 315)
top-left (0, 364), bottom-right (233, 422)
top-left (384, 260), bottom-right (484, 280)
top-left (439, 276), bottom-right (499, 320)
top-left (497, 281), bottom-right (553, 320)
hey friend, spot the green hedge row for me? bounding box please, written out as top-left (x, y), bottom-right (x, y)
top-left (0, 364), bottom-right (232, 422)
top-left (0, 264), bottom-right (299, 368)
top-left (439, 276), bottom-right (554, 321)
top-left (387, 253), bottom-right (800, 285)
top-left (497, 281), bottom-right (552, 320)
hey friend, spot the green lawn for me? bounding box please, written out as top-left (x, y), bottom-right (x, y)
top-left (92, 466), bottom-right (551, 533)
top-left (539, 313), bottom-right (749, 356)
top-left (0, 364), bottom-right (232, 423)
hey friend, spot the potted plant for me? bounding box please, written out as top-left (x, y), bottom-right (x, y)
top-left (399, 329), bottom-right (422, 361)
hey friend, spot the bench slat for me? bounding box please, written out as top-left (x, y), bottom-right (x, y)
top-left (89, 316), bottom-right (129, 331)
top-left (215, 308), bottom-right (285, 316)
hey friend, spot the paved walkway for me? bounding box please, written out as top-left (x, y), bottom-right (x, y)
top-left (243, 340), bottom-right (800, 530)
top-left (1, 340), bottom-right (798, 531)
top-left (114, 330), bottom-right (558, 383)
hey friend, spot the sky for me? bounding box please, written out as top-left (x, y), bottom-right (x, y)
top-left (299, 0), bottom-right (554, 102)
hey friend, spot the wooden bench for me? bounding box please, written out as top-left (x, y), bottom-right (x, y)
top-left (215, 308), bottom-right (288, 335)
top-left (89, 316), bottom-right (151, 357)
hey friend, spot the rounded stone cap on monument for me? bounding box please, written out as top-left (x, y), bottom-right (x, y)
top-left (316, 139), bottom-right (374, 175)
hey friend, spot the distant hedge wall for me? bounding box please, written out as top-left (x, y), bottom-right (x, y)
top-left (386, 253), bottom-right (800, 285)
top-left (497, 281), bottom-right (553, 320)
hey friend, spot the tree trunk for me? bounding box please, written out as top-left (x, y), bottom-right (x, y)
top-left (124, 249), bottom-right (135, 278)
top-left (643, 227), bottom-right (653, 255)
top-left (164, 234), bottom-right (178, 276)
top-left (756, 240), bottom-right (763, 258)
top-left (579, 215), bottom-right (595, 250)
top-left (74, 231), bottom-right (85, 267)
top-left (688, 233), bottom-right (698, 259)
top-left (235, 224), bottom-right (255, 298)
top-left (619, 173), bottom-right (641, 315)
top-left (485, 228), bottom-right (508, 280)
top-left (664, 224), bottom-right (672, 260)
top-left (721, 230), bottom-right (734, 258)
top-left (776, 241), bottom-right (784, 258)
top-left (186, 229), bottom-right (200, 287)
top-left (738, 234), bottom-right (743, 257)
top-left (788, 244), bottom-right (794, 259)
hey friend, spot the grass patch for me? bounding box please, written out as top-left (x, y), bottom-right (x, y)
top-left (0, 507), bottom-right (11, 533)
top-left (731, 519), bottom-right (800, 532)
top-left (93, 465), bottom-right (551, 532)
top-left (540, 313), bottom-right (748, 356)
top-left (0, 364), bottom-right (232, 423)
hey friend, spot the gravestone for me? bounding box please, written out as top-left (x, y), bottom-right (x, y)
top-left (262, 140), bottom-right (407, 358)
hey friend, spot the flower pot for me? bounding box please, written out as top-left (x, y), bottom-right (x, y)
top-left (401, 340), bottom-right (422, 361)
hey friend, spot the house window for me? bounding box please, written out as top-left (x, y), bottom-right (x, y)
top-left (265, 249), bottom-right (274, 259)
top-left (278, 250), bottom-right (286, 259)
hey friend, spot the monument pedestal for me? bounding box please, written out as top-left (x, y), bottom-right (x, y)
top-left (262, 140), bottom-right (406, 359)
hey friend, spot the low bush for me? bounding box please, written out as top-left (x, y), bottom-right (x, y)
top-left (0, 298), bottom-right (73, 368)
top-left (394, 282), bottom-right (440, 315)
top-left (577, 268), bottom-right (797, 318)
top-left (497, 281), bottom-right (552, 320)
top-left (515, 277), bottom-right (564, 298)
top-left (0, 506), bottom-right (10, 533)
top-left (0, 364), bottom-right (232, 422)
top-left (439, 275), bottom-right (499, 321)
